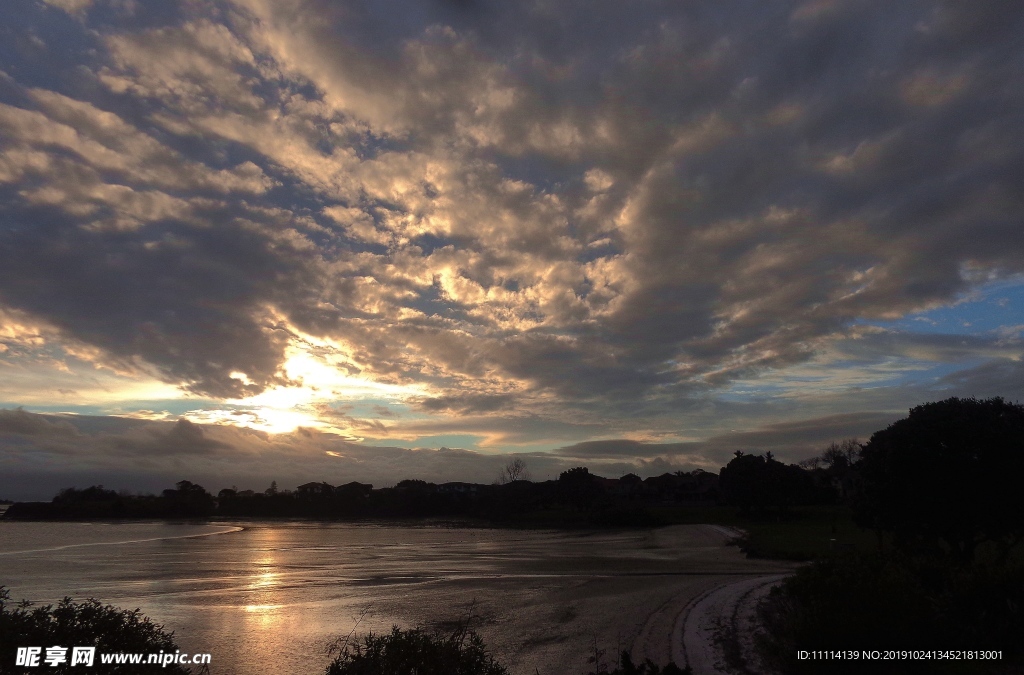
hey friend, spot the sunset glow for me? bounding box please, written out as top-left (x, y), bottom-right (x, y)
top-left (1, 0), bottom-right (1023, 498)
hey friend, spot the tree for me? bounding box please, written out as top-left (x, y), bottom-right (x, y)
top-left (53, 486), bottom-right (119, 503)
top-left (396, 479), bottom-right (430, 489)
top-left (559, 466), bottom-right (591, 482)
top-left (174, 480), bottom-right (208, 495)
top-left (720, 453), bottom-right (814, 514)
top-left (854, 397), bottom-right (1024, 563)
top-left (557, 467), bottom-right (601, 508)
top-left (497, 457), bottom-right (529, 484)
top-left (324, 625), bottom-right (508, 675)
top-left (0, 587), bottom-right (202, 674)
top-left (819, 439), bottom-right (861, 470)
top-left (161, 480), bottom-right (214, 517)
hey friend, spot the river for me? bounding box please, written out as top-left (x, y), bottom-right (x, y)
top-left (0, 520), bottom-right (788, 674)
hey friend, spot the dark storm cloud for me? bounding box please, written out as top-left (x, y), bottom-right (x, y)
top-left (550, 410), bottom-right (901, 467)
top-left (414, 392), bottom-right (517, 414)
top-left (934, 359), bottom-right (1024, 401)
top-left (699, 411), bottom-right (900, 454)
top-left (104, 418), bottom-right (232, 456)
top-left (0, 408), bottom-right (80, 437)
top-left (0, 0), bottom-right (1022, 428)
top-left (834, 328), bottom-right (1024, 363)
top-left (0, 201), bottom-right (321, 397)
top-left (551, 439), bottom-right (698, 460)
top-left (0, 410), bottom-right (623, 499)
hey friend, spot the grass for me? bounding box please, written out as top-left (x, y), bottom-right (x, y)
top-left (650, 505), bottom-right (881, 561)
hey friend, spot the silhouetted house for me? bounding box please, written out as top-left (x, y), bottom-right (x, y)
top-left (642, 473), bottom-right (680, 502)
top-left (595, 476), bottom-right (625, 496)
top-left (614, 474), bottom-right (644, 499)
top-left (296, 482), bottom-right (335, 496)
top-left (336, 481), bottom-right (373, 498)
top-left (642, 471), bottom-right (719, 503)
top-left (676, 469), bottom-right (719, 502)
top-left (438, 482), bottom-right (479, 496)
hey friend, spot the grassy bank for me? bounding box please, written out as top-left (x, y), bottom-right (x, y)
top-left (651, 504), bottom-right (880, 561)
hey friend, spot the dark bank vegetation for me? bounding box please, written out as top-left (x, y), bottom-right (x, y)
top-left (756, 397), bottom-right (1024, 674)
top-left (0, 587), bottom-right (203, 674)
top-left (581, 641), bottom-right (691, 675)
top-left (4, 448), bottom-right (849, 535)
top-left (324, 624), bottom-right (509, 675)
top-left (2, 467), bottom-right (726, 528)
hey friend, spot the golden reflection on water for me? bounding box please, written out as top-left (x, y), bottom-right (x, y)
top-left (243, 604), bottom-right (286, 629)
top-left (252, 566), bottom-right (279, 589)
top-left (244, 537), bottom-right (284, 631)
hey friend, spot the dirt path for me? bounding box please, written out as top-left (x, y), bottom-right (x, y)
top-left (671, 573), bottom-right (789, 674)
top-left (441, 523), bottom-right (794, 675)
top-left (622, 525), bottom-right (794, 675)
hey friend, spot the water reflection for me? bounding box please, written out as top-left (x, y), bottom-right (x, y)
top-left (244, 535), bottom-right (284, 633)
top-left (1, 521), bottom-right (786, 675)
top-left (251, 567), bottom-right (279, 589)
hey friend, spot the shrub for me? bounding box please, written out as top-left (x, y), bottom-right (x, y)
top-left (755, 554), bottom-right (1024, 674)
top-left (0, 587), bottom-right (200, 674)
top-left (593, 651), bottom-right (690, 674)
top-left (324, 624), bottom-right (509, 675)
top-left (855, 397), bottom-right (1024, 564)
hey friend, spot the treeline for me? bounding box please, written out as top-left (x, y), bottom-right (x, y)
top-left (2, 441), bottom-right (869, 525)
top-left (718, 439), bottom-right (860, 516)
top-left (2, 468), bottom-right (728, 525)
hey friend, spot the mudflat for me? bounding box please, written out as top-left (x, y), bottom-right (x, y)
top-left (0, 521), bottom-right (794, 675)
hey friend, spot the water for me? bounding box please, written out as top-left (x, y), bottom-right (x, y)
top-left (0, 520), bottom-right (777, 674)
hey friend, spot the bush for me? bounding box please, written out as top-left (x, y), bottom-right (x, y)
top-left (755, 554), bottom-right (1024, 674)
top-left (593, 651), bottom-right (690, 674)
top-left (855, 397), bottom-right (1024, 564)
top-left (324, 625), bottom-right (508, 675)
top-left (0, 587), bottom-right (200, 674)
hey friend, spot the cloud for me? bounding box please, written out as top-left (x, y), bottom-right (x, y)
top-left (0, 0), bottom-right (1022, 455)
top-left (40, 0), bottom-right (93, 18)
top-left (551, 410), bottom-right (901, 468)
top-left (0, 408), bottom-right (80, 438)
top-left (552, 439), bottom-right (697, 460)
top-left (414, 393), bottom-right (517, 414)
top-left (103, 418), bottom-right (232, 456)
top-left (0, 410), bottom-right (601, 498)
top-left (934, 358), bottom-right (1024, 401)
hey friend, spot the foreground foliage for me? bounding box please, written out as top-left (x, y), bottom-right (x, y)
top-left (324, 625), bottom-right (508, 675)
top-left (0, 587), bottom-right (198, 674)
top-left (756, 553), bottom-right (1024, 674)
top-left (593, 651), bottom-right (691, 674)
top-left (757, 398), bottom-right (1024, 675)
top-left (855, 397), bottom-right (1024, 564)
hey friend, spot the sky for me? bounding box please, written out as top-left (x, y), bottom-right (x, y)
top-left (1, 0), bottom-right (1023, 499)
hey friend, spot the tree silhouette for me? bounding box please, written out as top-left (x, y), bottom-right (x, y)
top-left (1, 587), bottom-right (201, 674)
top-left (497, 457), bottom-right (529, 484)
top-left (819, 439), bottom-right (860, 470)
top-left (854, 397), bottom-right (1024, 563)
top-left (720, 453), bottom-right (814, 514)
